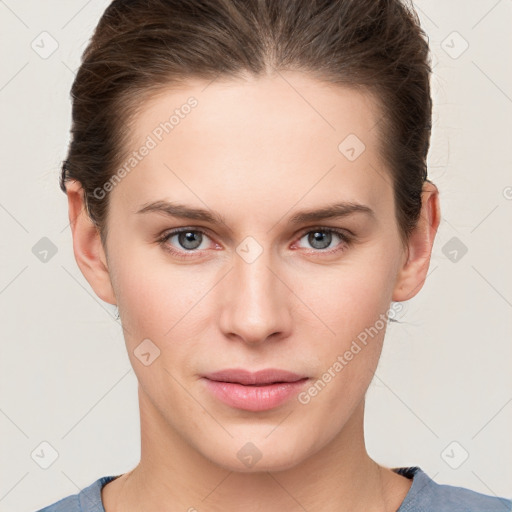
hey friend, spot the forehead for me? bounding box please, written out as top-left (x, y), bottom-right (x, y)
top-left (113, 71), bottom-right (392, 219)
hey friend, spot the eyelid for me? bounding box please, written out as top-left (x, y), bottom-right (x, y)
top-left (295, 224), bottom-right (355, 240)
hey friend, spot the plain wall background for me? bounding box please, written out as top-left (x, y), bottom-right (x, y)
top-left (0, 1), bottom-right (511, 510)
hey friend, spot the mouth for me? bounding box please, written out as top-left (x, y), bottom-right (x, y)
top-left (201, 368), bottom-right (309, 411)
top-left (202, 368), bottom-right (308, 386)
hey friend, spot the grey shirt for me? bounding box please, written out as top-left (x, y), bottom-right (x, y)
top-left (35, 466), bottom-right (512, 512)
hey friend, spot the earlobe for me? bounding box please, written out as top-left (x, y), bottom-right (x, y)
top-left (392, 181), bottom-right (441, 302)
top-left (66, 180), bottom-right (117, 305)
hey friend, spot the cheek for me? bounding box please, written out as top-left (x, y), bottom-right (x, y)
top-left (112, 260), bottom-right (206, 398)
top-left (292, 256), bottom-right (394, 402)
top-left (111, 244), bottom-right (207, 336)
top-left (299, 256), bottom-right (395, 344)
top-left (297, 272), bottom-right (390, 427)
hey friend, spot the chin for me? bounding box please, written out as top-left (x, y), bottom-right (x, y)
top-left (201, 432), bottom-right (312, 474)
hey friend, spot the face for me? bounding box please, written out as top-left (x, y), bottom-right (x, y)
top-left (101, 71), bottom-right (408, 472)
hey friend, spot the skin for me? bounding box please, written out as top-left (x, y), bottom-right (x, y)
top-left (66, 70), bottom-right (440, 511)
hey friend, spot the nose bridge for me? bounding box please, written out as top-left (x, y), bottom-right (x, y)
top-left (218, 240), bottom-right (291, 344)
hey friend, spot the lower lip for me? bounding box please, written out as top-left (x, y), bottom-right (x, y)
top-left (202, 378), bottom-right (309, 412)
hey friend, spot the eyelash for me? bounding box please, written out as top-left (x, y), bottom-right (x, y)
top-left (156, 226), bottom-right (354, 259)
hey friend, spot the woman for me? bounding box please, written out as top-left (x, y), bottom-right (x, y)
top-left (36, 0), bottom-right (511, 510)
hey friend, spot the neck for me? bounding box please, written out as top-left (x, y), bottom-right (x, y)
top-left (103, 386), bottom-right (410, 512)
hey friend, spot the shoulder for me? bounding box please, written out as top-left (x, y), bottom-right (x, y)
top-left (395, 466), bottom-right (512, 512)
top-left (34, 476), bottom-right (119, 512)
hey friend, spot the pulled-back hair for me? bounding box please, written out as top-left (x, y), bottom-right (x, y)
top-left (61, 0), bottom-right (433, 248)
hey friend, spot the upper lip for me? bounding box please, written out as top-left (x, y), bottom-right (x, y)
top-left (202, 368), bottom-right (307, 385)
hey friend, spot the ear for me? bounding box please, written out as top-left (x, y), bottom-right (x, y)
top-left (392, 180), bottom-right (441, 302)
top-left (66, 180), bottom-right (117, 305)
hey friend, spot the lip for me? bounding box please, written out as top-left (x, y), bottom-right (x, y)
top-left (201, 368), bottom-right (309, 412)
top-left (203, 368), bottom-right (307, 385)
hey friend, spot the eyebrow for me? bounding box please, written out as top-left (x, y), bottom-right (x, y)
top-left (136, 200), bottom-right (375, 227)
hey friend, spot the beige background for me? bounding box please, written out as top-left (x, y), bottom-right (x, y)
top-left (0, 1), bottom-right (511, 510)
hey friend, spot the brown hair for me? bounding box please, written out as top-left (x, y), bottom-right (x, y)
top-left (61, 0), bottom-right (433, 248)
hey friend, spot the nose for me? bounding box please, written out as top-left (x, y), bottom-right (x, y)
top-left (218, 246), bottom-right (293, 346)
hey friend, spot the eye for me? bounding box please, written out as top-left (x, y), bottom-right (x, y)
top-left (157, 226), bottom-right (353, 259)
top-left (294, 227), bottom-right (352, 254)
top-left (157, 228), bottom-right (215, 258)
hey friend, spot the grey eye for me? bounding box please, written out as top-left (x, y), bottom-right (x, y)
top-left (174, 231), bottom-right (204, 250)
top-left (299, 230), bottom-right (340, 250)
top-left (308, 231), bottom-right (332, 250)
